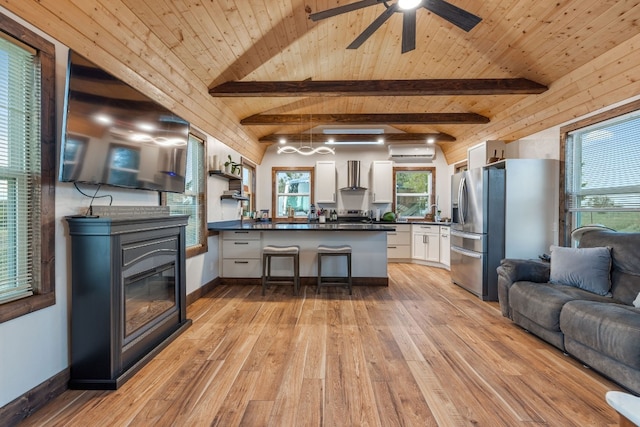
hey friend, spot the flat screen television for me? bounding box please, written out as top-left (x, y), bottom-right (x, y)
top-left (59, 51), bottom-right (189, 193)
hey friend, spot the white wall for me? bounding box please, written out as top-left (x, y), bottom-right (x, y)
top-left (257, 143), bottom-right (453, 218)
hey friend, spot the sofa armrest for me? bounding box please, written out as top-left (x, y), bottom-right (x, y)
top-left (497, 259), bottom-right (551, 319)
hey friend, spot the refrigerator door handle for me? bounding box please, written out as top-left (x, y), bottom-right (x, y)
top-left (451, 246), bottom-right (483, 259)
top-left (458, 175), bottom-right (466, 225)
top-left (451, 229), bottom-right (483, 240)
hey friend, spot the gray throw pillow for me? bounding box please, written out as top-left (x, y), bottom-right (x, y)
top-left (549, 245), bottom-right (612, 296)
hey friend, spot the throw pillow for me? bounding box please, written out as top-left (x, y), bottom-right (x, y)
top-left (549, 245), bottom-right (612, 296)
top-left (634, 292), bottom-right (640, 308)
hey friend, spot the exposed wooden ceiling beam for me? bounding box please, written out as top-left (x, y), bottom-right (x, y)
top-left (259, 132), bottom-right (456, 143)
top-left (210, 78), bottom-right (547, 97)
top-left (241, 113), bottom-right (489, 125)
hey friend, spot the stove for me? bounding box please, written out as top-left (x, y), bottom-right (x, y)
top-left (337, 209), bottom-right (371, 222)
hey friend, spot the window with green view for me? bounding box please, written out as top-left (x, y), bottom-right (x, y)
top-left (394, 168), bottom-right (435, 218)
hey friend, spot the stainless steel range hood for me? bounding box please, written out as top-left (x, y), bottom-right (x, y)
top-left (340, 160), bottom-right (368, 191)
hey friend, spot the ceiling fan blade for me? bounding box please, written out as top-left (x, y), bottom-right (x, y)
top-left (309, 0), bottom-right (383, 22)
top-left (347, 3), bottom-right (398, 49)
top-left (422, 0), bottom-right (482, 32)
top-left (402, 9), bottom-right (416, 53)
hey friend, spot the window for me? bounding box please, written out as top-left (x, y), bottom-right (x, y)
top-left (163, 131), bottom-right (207, 257)
top-left (241, 158), bottom-right (256, 216)
top-left (272, 167), bottom-right (314, 219)
top-left (0, 15), bottom-right (56, 322)
top-left (562, 100), bottom-right (640, 243)
top-left (393, 167), bottom-right (436, 218)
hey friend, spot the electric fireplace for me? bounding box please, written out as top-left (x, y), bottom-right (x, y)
top-left (66, 215), bottom-right (191, 389)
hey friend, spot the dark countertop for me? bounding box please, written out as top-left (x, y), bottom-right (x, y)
top-left (384, 221), bottom-right (451, 226)
top-left (208, 220), bottom-right (396, 231)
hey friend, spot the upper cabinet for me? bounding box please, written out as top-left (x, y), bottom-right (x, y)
top-left (370, 160), bottom-right (393, 203)
top-left (315, 161), bottom-right (336, 203)
top-left (467, 140), bottom-right (506, 170)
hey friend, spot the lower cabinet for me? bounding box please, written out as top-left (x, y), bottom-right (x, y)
top-left (221, 231), bottom-right (262, 277)
top-left (387, 224), bottom-right (411, 260)
top-left (412, 224), bottom-right (441, 263)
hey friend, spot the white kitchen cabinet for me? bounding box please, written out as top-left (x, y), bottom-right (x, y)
top-left (315, 161), bottom-right (336, 203)
top-left (370, 160), bottom-right (393, 203)
top-left (467, 140), bottom-right (506, 170)
top-left (387, 224), bottom-right (411, 260)
top-left (439, 226), bottom-right (450, 267)
top-left (412, 224), bottom-right (440, 262)
top-left (221, 231), bottom-right (262, 277)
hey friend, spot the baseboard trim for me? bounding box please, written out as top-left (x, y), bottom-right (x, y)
top-left (0, 368), bottom-right (69, 427)
top-left (220, 276), bottom-right (389, 287)
top-left (186, 276), bottom-right (221, 306)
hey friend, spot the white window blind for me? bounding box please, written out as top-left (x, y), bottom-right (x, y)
top-left (566, 110), bottom-right (640, 232)
top-left (166, 133), bottom-right (204, 248)
top-left (0, 36), bottom-right (41, 304)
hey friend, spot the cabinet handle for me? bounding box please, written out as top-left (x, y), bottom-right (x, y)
top-left (234, 231), bottom-right (249, 234)
top-left (234, 242), bottom-right (249, 245)
top-left (388, 246), bottom-right (397, 249)
top-left (234, 261), bottom-right (249, 264)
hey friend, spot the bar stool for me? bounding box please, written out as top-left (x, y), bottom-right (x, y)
top-left (317, 244), bottom-right (352, 295)
top-left (262, 245), bottom-right (300, 295)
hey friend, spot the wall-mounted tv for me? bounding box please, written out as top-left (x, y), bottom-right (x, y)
top-left (59, 51), bottom-right (189, 193)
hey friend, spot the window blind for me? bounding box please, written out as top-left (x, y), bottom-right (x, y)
top-left (0, 36), bottom-right (41, 304)
top-left (166, 133), bottom-right (204, 248)
top-left (565, 109), bottom-right (640, 234)
top-left (566, 111), bottom-right (640, 211)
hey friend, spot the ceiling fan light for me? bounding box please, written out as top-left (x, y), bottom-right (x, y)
top-left (398, 0), bottom-right (422, 10)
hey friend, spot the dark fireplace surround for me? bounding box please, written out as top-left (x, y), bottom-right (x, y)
top-left (66, 215), bottom-right (192, 389)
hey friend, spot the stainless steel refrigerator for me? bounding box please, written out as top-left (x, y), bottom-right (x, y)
top-left (450, 159), bottom-right (558, 301)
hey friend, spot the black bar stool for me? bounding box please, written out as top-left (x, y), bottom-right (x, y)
top-left (316, 244), bottom-right (352, 295)
top-left (262, 245), bottom-right (300, 295)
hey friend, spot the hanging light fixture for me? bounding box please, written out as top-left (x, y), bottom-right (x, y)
top-left (277, 114), bottom-right (335, 155)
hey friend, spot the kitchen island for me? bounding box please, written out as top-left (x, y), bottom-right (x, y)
top-left (209, 221), bottom-right (396, 286)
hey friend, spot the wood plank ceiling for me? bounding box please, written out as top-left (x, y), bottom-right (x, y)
top-left (6, 1), bottom-right (640, 164)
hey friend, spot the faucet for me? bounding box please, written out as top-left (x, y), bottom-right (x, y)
top-left (428, 203), bottom-right (441, 221)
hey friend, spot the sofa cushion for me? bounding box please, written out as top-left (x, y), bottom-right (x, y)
top-left (560, 300), bottom-right (640, 370)
top-left (509, 282), bottom-right (610, 332)
top-left (549, 245), bottom-right (612, 296)
top-left (580, 230), bottom-right (640, 305)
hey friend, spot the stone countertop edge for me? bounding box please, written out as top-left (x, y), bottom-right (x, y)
top-left (207, 220), bottom-right (397, 231)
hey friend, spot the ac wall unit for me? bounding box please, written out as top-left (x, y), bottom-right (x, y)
top-left (388, 144), bottom-right (436, 162)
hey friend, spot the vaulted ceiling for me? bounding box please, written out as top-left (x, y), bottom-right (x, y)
top-left (6, 1), bottom-right (640, 164)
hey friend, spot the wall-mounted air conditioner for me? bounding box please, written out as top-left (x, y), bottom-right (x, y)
top-left (388, 144), bottom-right (436, 162)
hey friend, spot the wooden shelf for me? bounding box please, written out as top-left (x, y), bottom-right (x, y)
top-left (209, 170), bottom-right (241, 180)
top-left (221, 194), bottom-right (249, 201)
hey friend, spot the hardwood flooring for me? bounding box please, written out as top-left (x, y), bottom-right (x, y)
top-left (20, 264), bottom-right (621, 426)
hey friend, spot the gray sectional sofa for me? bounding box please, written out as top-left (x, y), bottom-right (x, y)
top-left (496, 229), bottom-right (640, 394)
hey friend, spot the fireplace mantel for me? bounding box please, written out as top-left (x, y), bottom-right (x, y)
top-left (66, 215), bottom-right (191, 390)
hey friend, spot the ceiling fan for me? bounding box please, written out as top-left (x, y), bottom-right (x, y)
top-left (309, 0), bottom-right (482, 53)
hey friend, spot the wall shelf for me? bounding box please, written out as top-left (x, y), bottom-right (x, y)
top-left (209, 170), bottom-right (241, 180)
top-left (210, 169), bottom-right (247, 201)
top-left (221, 194), bottom-right (249, 201)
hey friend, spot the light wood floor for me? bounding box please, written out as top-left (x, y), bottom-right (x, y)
top-left (21, 264), bottom-right (621, 426)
